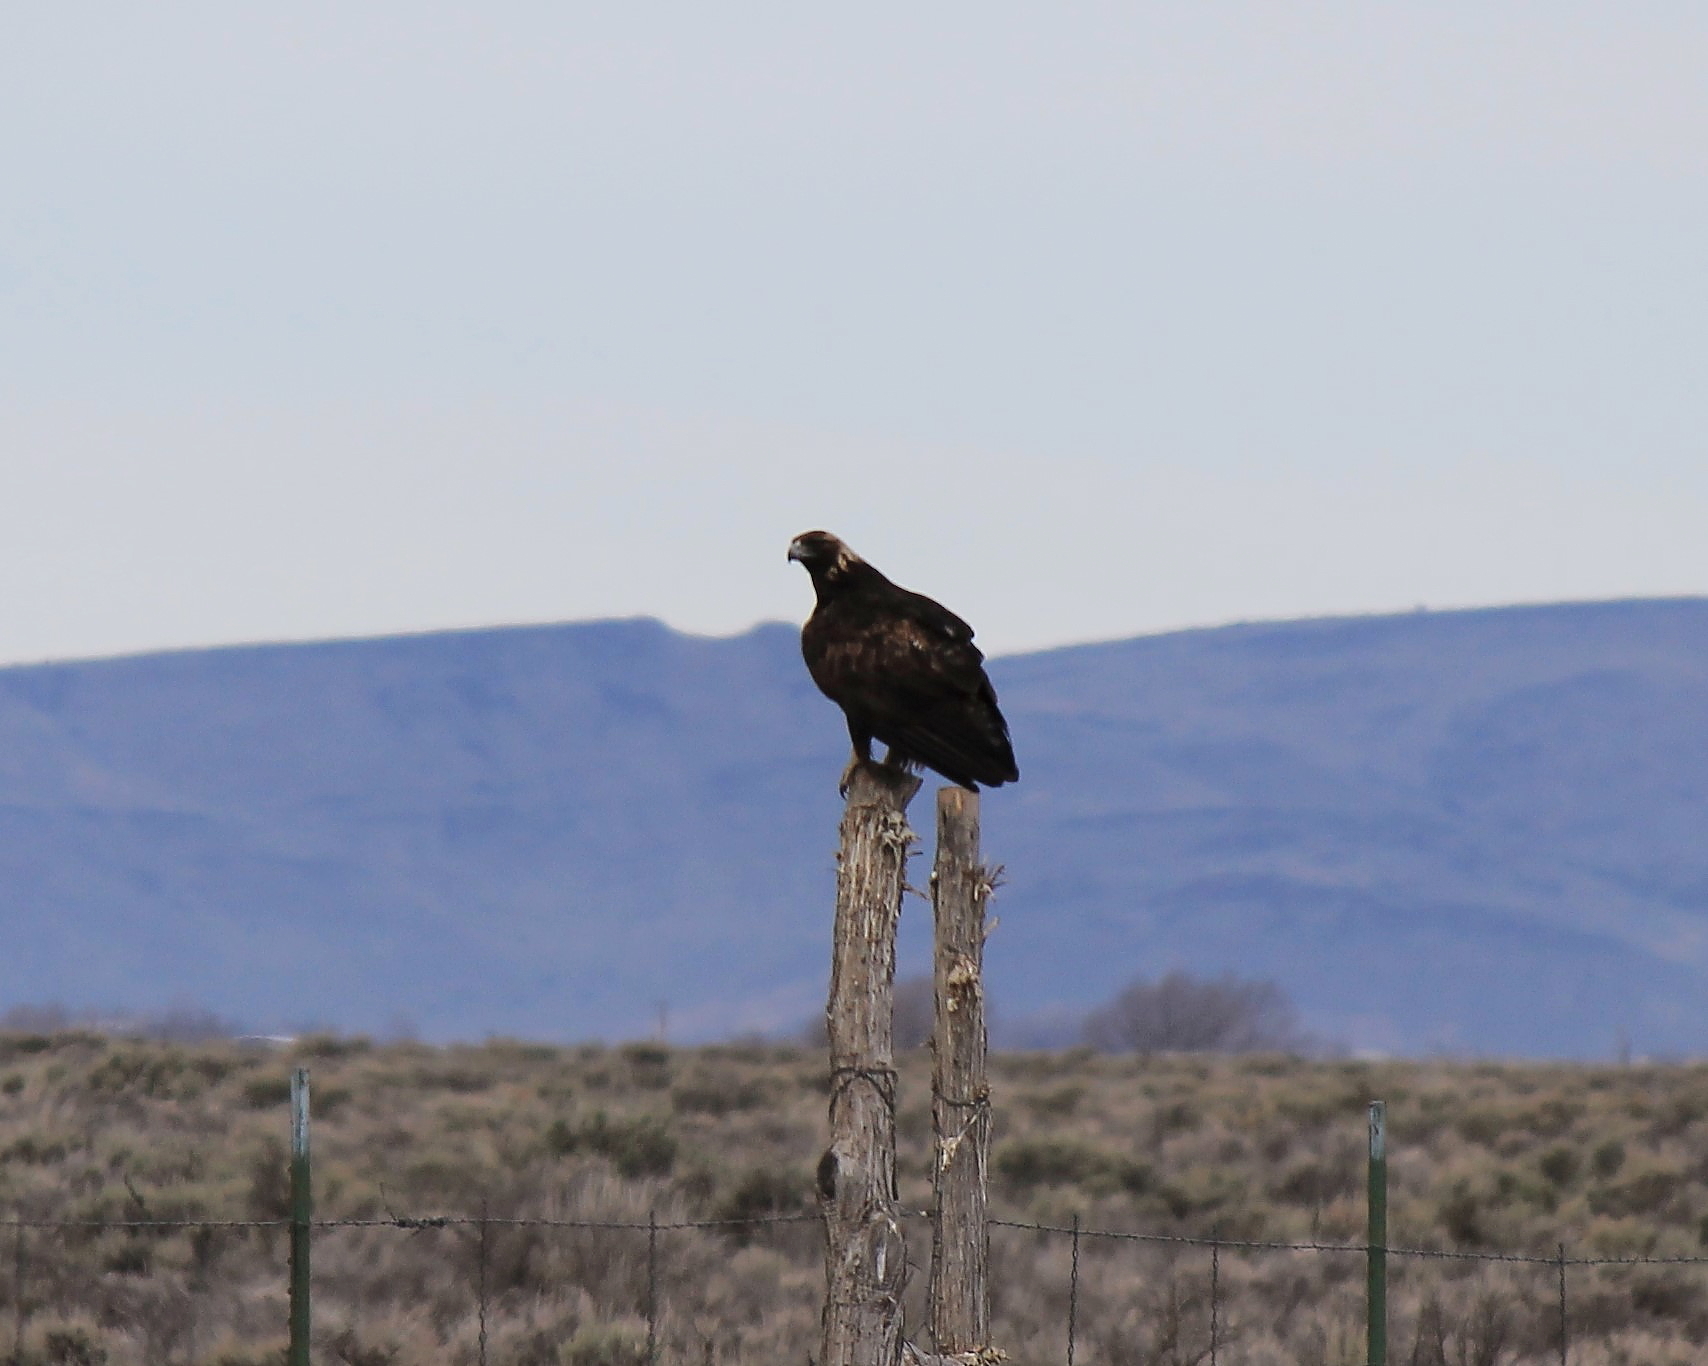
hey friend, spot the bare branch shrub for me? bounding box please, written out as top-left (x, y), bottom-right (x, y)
top-left (1081, 972), bottom-right (1304, 1055)
top-left (892, 974), bottom-right (935, 1049)
top-left (0, 1000), bottom-right (245, 1043)
top-left (795, 973), bottom-right (934, 1049)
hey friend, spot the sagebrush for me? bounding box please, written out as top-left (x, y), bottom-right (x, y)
top-left (2, 1032), bottom-right (1706, 1363)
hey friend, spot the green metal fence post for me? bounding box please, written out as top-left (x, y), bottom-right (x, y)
top-left (290, 1067), bottom-right (312, 1366)
top-left (12, 1214), bottom-right (26, 1366)
top-left (1367, 1099), bottom-right (1387, 1366)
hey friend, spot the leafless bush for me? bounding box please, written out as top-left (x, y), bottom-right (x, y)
top-left (795, 974), bottom-right (934, 1048)
top-left (0, 1000), bottom-right (244, 1043)
top-left (0, 1002), bottom-right (78, 1033)
top-left (892, 975), bottom-right (934, 1049)
top-left (1081, 971), bottom-right (1305, 1055)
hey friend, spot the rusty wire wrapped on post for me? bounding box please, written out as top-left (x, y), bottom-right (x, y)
top-left (929, 787), bottom-right (995, 1357)
top-left (818, 760), bottom-right (920, 1366)
top-left (816, 763), bottom-right (1006, 1366)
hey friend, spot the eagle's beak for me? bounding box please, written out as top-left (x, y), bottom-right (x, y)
top-left (786, 540), bottom-right (804, 563)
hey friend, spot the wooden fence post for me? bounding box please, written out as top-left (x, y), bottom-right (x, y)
top-left (928, 788), bottom-right (992, 1355)
top-left (820, 760), bottom-right (921, 1366)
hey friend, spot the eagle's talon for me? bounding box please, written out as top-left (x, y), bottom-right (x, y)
top-left (837, 754), bottom-right (860, 798)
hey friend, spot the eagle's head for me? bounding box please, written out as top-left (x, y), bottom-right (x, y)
top-left (787, 530), bottom-right (859, 580)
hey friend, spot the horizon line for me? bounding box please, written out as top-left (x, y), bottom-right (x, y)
top-left (2, 591), bottom-right (1704, 675)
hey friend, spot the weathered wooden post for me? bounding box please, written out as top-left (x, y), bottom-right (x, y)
top-left (820, 760), bottom-right (922, 1366)
top-left (928, 788), bottom-right (993, 1356)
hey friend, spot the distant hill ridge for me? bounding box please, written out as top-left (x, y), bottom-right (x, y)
top-left (3, 596), bottom-right (1705, 1057)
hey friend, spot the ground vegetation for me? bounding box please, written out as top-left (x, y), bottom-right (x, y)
top-left (2, 1032), bottom-right (1705, 1363)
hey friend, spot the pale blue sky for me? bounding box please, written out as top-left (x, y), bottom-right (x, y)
top-left (2, 4), bottom-right (1704, 664)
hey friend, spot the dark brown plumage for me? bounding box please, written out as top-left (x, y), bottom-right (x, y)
top-left (787, 530), bottom-right (1018, 792)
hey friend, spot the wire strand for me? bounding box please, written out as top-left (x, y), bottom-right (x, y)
top-left (0, 1210), bottom-right (1700, 1269)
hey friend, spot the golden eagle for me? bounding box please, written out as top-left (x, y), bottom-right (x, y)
top-left (787, 530), bottom-right (1019, 793)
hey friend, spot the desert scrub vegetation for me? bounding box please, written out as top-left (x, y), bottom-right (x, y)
top-left (2, 1032), bottom-right (1708, 1363)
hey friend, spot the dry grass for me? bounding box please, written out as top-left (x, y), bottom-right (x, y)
top-left (2, 1032), bottom-right (1707, 1363)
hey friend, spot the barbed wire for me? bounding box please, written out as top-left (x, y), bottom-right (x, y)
top-left (5, 1207), bottom-right (1703, 1268)
top-left (10, 1201), bottom-right (1705, 1366)
top-left (0, 1212), bottom-right (822, 1233)
top-left (1, 1216), bottom-right (287, 1231)
top-left (987, 1217), bottom-right (1708, 1268)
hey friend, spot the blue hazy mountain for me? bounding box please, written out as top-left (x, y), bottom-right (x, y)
top-left (2, 598), bottom-right (1705, 1058)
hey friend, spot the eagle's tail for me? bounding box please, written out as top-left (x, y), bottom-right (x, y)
top-left (886, 712), bottom-right (1018, 790)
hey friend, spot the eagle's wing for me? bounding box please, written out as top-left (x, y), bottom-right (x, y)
top-left (800, 575), bottom-right (1016, 788)
top-left (869, 590), bottom-right (1015, 786)
top-left (892, 586), bottom-right (978, 650)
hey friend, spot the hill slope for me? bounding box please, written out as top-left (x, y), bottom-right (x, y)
top-left (2, 598), bottom-right (1705, 1055)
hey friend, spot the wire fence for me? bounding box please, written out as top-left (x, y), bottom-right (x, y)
top-left (9, 1203), bottom-right (1708, 1364)
top-left (4, 1069), bottom-right (1704, 1363)
top-left (1001, 1216), bottom-right (1708, 1365)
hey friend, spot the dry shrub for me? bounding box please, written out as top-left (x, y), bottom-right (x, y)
top-left (6, 1035), bottom-right (1708, 1362)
